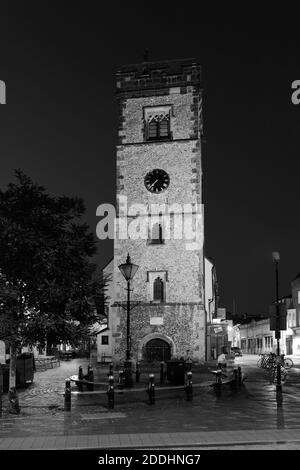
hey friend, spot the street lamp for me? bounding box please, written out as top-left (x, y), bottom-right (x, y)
top-left (272, 251), bottom-right (281, 392)
top-left (118, 253), bottom-right (139, 387)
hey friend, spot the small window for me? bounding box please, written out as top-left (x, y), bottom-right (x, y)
top-left (153, 277), bottom-right (164, 302)
top-left (101, 336), bottom-right (109, 345)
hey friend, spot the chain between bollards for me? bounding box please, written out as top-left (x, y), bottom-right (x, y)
top-left (64, 378), bottom-right (71, 411)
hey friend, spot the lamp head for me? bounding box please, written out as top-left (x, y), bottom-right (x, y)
top-left (118, 253), bottom-right (139, 281)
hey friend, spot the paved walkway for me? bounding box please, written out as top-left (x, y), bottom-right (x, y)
top-left (1, 428), bottom-right (300, 450)
top-left (1, 355), bottom-right (300, 449)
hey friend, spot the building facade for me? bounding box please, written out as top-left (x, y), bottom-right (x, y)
top-left (233, 294), bottom-right (299, 356)
top-left (99, 59), bottom-right (206, 364)
top-left (290, 273), bottom-right (300, 354)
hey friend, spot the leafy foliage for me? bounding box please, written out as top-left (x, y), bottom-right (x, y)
top-left (0, 170), bottom-right (107, 350)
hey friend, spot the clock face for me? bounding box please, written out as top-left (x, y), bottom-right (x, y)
top-left (144, 169), bottom-right (170, 193)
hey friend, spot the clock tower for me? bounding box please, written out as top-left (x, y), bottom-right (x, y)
top-left (110, 58), bottom-right (206, 363)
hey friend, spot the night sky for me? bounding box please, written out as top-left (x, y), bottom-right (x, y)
top-left (0, 5), bottom-right (299, 316)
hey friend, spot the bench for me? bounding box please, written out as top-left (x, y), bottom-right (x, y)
top-left (35, 356), bottom-right (60, 371)
top-left (210, 369), bottom-right (236, 388)
top-left (210, 368), bottom-right (246, 390)
top-left (60, 352), bottom-right (73, 361)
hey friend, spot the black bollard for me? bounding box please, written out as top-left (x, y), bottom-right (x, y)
top-left (8, 387), bottom-right (20, 415)
top-left (64, 379), bottom-right (71, 411)
top-left (124, 360), bottom-right (133, 388)
top-left (118, 370), bottom-right (124, 389)
top-left (0, 365), bottom-right (3, 418)
top-left (238, 366), bottom-right (242, 386)
top-left (78, 366), bottom-right (83, 392)
top-left (136, 362), bottom-right (140, 383)
top-left (160, 362), bottom-right (165, 385)
top-left (147, 374), bottom-right (155, 405)
top-left (233, 368), bottom-right (239, 391)
top-left (107, 375), bottom-right (115, 409)
top-left (185, 371), bottom-right (193, 401)
top-left (276, 385), bottom-right (283, 407)
top-left (87, 367), bottom-right (94, 391)
top-left (215, 370), bottom-right (222, 395)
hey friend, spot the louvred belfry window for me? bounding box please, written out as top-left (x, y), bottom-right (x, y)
top-left (145, 110), bottom-right (171, 141)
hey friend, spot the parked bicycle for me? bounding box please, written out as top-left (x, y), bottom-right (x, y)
top-left (281, 356), bottom-right (293, 369)
top-left (257, 353), bottom-right (275, 369)
top-left (257, 353), bottom-right (293, 370)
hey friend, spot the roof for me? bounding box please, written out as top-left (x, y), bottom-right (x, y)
top-left (101, 256), bottom-right (114, 272)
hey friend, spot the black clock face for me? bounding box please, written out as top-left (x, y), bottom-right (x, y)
top-left (144, 169), bottom-right (170, 193)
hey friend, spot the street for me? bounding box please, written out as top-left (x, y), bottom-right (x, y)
top-left (0, 354), bottom-right (300, 449)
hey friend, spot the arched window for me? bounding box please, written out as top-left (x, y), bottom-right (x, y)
top-left (153, 277), bottom-right (164, 302)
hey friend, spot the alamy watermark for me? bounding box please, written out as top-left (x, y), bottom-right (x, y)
top-left (0, 80), bottom-right (6, 104)
top-left (96, 198), bottom-right (204, 251)
top-left (291, 80), bottom-right (300, 105)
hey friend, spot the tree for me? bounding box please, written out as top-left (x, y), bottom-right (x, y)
top-left (0, 170), bottom-right (106, 412)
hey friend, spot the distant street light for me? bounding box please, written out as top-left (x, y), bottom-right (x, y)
top-left (118, 253), bottom-right (139, 388)
top-left (272, 251), bottom-right (281, 392)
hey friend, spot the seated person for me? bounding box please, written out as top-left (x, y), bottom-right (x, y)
top-left (217, 350), bottom-right (227, 370)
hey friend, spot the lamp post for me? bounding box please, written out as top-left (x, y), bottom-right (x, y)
top-left (118, 253), bottom-right (139, 388)
top-left (272, 251), bottom-right (281, 391)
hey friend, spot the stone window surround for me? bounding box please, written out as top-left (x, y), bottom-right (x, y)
top-left (143, 105), bottom-right (173, 141)
top-left (137, 332), bottom-right (176, 361)
top-left (146, 270), bottom-right (168, 303)
top-left (143, 104), bottom-right (174, 121)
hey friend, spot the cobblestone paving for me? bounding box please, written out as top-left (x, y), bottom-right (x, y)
top-left (1, 358), bottom-right (91, 413)
top-left (1, 355), bottom-right (300, 439)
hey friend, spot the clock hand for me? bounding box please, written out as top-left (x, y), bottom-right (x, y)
top-left (149, 179), bottom-right (158, 189)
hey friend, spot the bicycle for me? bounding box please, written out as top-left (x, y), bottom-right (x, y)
top-left (270, 354), bottom-right (294, 369)
top-left (270, 363), bottom-right (287, 383)
top-left (281, 356), bottom-right (293, 369)
top-left (257, 353), bottom-right (276, 370)
top-left (257, 354), bottom-right (268, 368)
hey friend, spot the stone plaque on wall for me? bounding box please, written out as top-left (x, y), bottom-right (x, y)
top-left (150, 317), bottom-right (164, 326)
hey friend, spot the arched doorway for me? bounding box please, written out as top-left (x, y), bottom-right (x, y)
top-left (144, 338), bottom-right (171, 362)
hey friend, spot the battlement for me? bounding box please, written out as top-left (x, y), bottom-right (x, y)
top-left (116, 58), bottom-right (201, 95)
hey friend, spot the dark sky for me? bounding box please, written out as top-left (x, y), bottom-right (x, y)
top-left (0, 4), bottom-right (299, 315)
